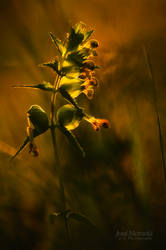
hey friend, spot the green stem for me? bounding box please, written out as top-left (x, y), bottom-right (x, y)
top-left (50, 74), bottom-right (71, 246)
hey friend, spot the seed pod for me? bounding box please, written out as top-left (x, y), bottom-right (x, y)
top-left (27, 105), bottom-right (49, 135)
top-left (57, 104), bottom-right (84, 130)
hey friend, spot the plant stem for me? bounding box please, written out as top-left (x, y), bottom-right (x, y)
top-left (50, 74), bottom-right (71, 245)
top-left (143, 44), bottom-right (166, 186)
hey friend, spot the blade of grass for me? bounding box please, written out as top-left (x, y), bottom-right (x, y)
top-left (143, 44), bottom-right (166, 185)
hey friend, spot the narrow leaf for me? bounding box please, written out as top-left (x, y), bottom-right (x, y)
top-left (10, 137), bottom-right (29, 161)
top-left (56, 125), bottom-right (85, 157)
top-left (13, 81), bottom-right (54, 92)
top-left (41, 60), bottom-right (60, 74)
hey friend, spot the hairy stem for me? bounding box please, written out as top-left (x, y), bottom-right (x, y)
top-left (50, 74), bottom-right (71, 245)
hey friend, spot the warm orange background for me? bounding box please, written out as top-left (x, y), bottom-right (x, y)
top-left (0, 0), bottom-right (166, 249)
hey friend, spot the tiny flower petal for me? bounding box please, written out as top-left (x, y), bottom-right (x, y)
top-left (80, 68), bottom-right (93, 79)
top-left (84, 116), bottom-right (110, 131)
top-left (98, 119), bottom-right (110, 129)
top-left (83, 88), bottom-right (94, 99)
top-left (89, 79), bottom-right (98, 87)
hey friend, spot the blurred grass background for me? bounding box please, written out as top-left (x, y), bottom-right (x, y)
top-left (1, 0), bottom-right (166, 249)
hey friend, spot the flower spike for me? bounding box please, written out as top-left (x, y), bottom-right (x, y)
top-left (11, 22), bottom-right (109, 161)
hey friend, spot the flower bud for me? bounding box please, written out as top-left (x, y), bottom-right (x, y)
top-left (27, 105), bottom-right (49, 135)
top-left (57, 104), bottom-right (84, 130)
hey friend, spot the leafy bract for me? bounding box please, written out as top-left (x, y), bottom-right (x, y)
top-left (59, 76), bottom-right (84, 98)
top-left (67, 27), bottom-right (84, 51)
top-left (49, 32), bottom-right (66, 56)
top-left (41, 60), bottom-right (60, 74)
top-left (67, 22), bottom-right (94, 52)
top-left (58, 87), bottom-right (80, 109)
top-left (83, 30), bottom-right (94, 42)
top-left (61, 60), bottom-right (80, 75)
top-left (66, 48), bottom-right (90, 66)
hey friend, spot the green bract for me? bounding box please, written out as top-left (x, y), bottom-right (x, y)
top-left (66, 48), bottom-right (91, 66)
top-left (49, 32), bottom-right (66, 56)
top-left (59, 76), bottom-right (83, 98)
top-left (41, 59), bottom-right (60, 74)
